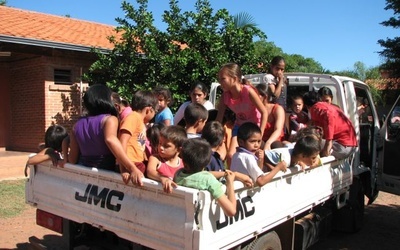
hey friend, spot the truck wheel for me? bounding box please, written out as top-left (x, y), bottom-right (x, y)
top-left (245, 231), bottom-right (282, 250)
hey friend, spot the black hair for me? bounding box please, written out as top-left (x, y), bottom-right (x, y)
top-left (146, 123), bottom-right (166, 151)
top-left (44, 125), bottom-right (68, 151)
top-left (131, 90), bottom-right (158, 111)
top-left (292, 135), bottom-right (321, 157)
top-left (270, 56), bottom-right (285, 66)
top-left (303, 91), bottom-right (320, 107)
top-left (190, 81), bottom-right (209, 95)
top-left (201, 121), bottom-right (225, 148)
top-left (83, 84), bottom-right (118, 117)
top-left (237, 122), bottom-right (261, 141)
top-left (160, 125), bottom-right (187, 148)
top-left (180, 138), bottom-right (212, 173)
top-left (154, 85), bottom-right (174, 106)
top-left (318, 86), bottom-right (333, 98)
top-left (184, 103), bottom-right (209, 126)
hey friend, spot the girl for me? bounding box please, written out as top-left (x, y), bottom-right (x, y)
top-left (255, 83), bottom-right (286, 150)
top-left (174, 81), bottom-right (214, 126)
top-left (26, 125), bottom-right (68, 167)
top-left (318, 86), bottom-right (334, 104)
top-left (146, 125), bottom-right (187, 191)
top-left (263, 56), bottom-right (287, 109)
top-left (68, 84), bottom-right (144, 186)
top-left (215, 63), bottom-right (268, 163)
top-left (154, 86), bottom-right (174, 126)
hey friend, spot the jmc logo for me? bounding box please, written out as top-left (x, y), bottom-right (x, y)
top-left (216, 196), bottom-right (255, 230)
top-left (75, 184), bottom-right (124, 212)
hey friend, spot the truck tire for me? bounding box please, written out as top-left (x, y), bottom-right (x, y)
top-left (244, 231), bottom-right (282, 250)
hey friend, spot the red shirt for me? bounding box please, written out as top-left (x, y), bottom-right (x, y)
top-left (309, 102), bottom-right (357, 147)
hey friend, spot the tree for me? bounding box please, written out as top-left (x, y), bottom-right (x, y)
top-left (0, 0), bottom-right (7, 6)
top-left (378, 0), bottom-right (400, 77)
top-left (86, 0), bottom-right (266, 109)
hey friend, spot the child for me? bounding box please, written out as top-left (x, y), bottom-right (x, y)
top-left (288, 94), bottom-right (309, 134)
top-left (230, 122), bottom-right (287, 187)
top-left (255, 83), bottom-right (286, 150)
top-left (68, 84), bottom-right (144, 186)
top-left (174, 138), bottom-right (237, 217)
top-left (201, 121), bottom-right (226, 171)
top-left (26, 125), bottom-right (68, 167)
top-left (145, 123), bottom-right (166, 160)
top-left (264, 134), bottom-right (321, 171)
top-left (154, 86), bottom-right (174, 126)
top-left (184, 102), bottom-right (208, 138)
top-left (146, 125), bottom-right (186, 182)
top-left (263, 56), bottom-right (287, 109)
top-left (174, 82), bottom-right (215, 126)
top-left (111, 92), bottom-right (132, 121)
top-left (119, 90), bottom-right (158, 175)
top-left (215, 63), bottom-right (268, 163)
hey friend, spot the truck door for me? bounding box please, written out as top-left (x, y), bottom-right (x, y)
top-left (377, 94), bottom-right (400, 195)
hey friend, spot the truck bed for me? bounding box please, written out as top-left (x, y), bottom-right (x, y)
top-left (25, 155), bottom-right (351, 250)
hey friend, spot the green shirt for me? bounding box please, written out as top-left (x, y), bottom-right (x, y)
top-left (174, 170), bottom-right (224, 199)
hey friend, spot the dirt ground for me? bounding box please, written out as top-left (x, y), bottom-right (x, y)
top-left (0, 151), bottom-right (400, 250)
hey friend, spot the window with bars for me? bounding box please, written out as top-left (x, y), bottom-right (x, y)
top-left (54, 69), bottom-right (72, 85)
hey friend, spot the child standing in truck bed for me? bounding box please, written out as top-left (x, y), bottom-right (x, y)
top-left (174, 138), bottom-right (237, 217)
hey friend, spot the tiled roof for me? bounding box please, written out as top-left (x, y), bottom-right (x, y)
top-left (0, 6), bottom-right (117, 50)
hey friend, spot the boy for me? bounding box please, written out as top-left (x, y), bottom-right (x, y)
top-left (174, 138), bottom-right (237, 217)
top-left (119, 90), bottom-right (158, 175)
top-left (264, 134), bottom-right (322, 172)
top-left (184, 102), bottom-right (208, 138)
top-left (201, 121), bottom-right (226, 171)
top-left (230, 122), bottom-right (287, 187)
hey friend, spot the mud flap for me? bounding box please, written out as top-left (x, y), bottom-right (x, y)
top-left (294, 206), bottom-right (332, 250)
top-left (332, 176), bottom-right (365, 232)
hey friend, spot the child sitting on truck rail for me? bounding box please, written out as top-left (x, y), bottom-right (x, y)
top-left (146, 125), bottom-right (186, 184)
top-left (25, 125), bottom-right (68, 175)
top-left (230, 122), bottom-right (287, 187)
top-left (303, 91), bottom-right (357, 160)
top-left (174, 138), bottom-right (237, 217)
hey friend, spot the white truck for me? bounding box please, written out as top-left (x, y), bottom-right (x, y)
top-left (25, 73), bottom-right (400, 249)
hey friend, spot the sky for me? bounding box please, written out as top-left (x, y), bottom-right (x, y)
top-left (7, 0), bottom-right (398, 72)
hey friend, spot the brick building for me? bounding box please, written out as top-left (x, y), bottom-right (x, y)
top-left (0, 6), bottom-right (116, 151)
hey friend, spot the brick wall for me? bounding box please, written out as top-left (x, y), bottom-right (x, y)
top-left (8, 53), bottom-right (93, 152)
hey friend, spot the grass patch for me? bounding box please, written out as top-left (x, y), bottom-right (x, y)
top-left (0, 179), bottom-right (27, 218)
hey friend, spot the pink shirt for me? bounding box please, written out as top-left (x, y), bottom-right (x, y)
top-left (223, 85), bottom-right (261, 126)
top-left (157, 157), bottom-right (184, 179)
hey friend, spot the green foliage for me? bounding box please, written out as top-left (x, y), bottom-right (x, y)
top-left (0, 179), bottom-right (27, 218)
top-left (378, 0), bottom-right (400, 77)
top-left (0, 0), bottom-right (7, 6)
top-left (86, 0), bottom-right (266, 110)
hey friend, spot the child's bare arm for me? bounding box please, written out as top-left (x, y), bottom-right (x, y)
top-left (146, 156), bottom-right (161, 181)
top-left (216, 170), bottom-right (237, 217)
top-left (256, 161), bottom-right (287, 187)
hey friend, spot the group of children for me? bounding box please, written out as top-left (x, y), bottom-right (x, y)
top-left (28, 57), bottom-right (357, 217)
